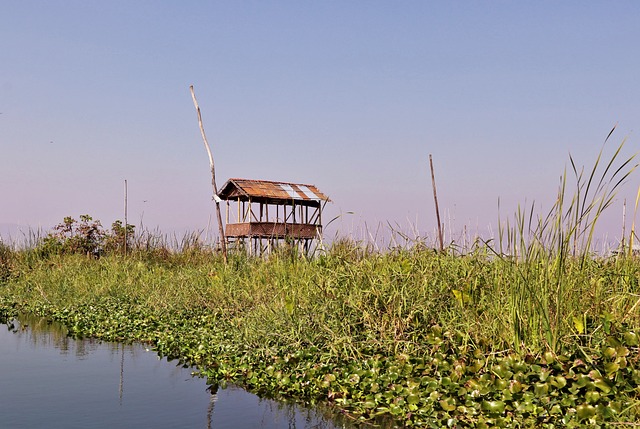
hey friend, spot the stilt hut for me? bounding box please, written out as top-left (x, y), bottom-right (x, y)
top-left (216, 178), bottom-right (330, 255)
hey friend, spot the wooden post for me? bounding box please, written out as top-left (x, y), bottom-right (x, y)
top-left (190, 85), bottom-right (227, 263)
top-left (621, 199), bottom-right (626, 255)
top-left (429, 154), bottom-right (444, 252)
top-left (124, 179), bottom-right (128, 256)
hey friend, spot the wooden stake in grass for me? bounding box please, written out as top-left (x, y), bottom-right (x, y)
top-left (429, 154), bottom-right (444, 252)
top-left (629, 185), bottom-right (640, 257)
top-left (124, 179), bottom-right (128, 256)
top-left (190, 85), bottom-right (228, 263)
top-left (621, 198), bottom-right (626, 256)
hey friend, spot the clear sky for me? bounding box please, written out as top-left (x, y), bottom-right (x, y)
top-left (2, 1), bottom-right (639, 248)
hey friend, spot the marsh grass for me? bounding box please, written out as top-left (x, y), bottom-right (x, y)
top-left (492, 128), bottom-right (639, 353)
top-left (4, 235), bottom-right (637, 352)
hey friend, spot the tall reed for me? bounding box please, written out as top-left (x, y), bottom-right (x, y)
top-left (495, 127), bottom-right (638, 352)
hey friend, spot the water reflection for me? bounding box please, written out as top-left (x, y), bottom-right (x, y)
top-left (0, 316), bottom-right (353, 429)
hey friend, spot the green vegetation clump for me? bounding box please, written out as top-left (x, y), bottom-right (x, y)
top-left (0, 241), bottom-right (13, 285)
top-left (35, 215), bottom-right (135, 257)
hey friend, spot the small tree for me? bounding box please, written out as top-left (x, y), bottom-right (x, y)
top-left (39, 215), bottom-right (106, 256)
top-left (104, 220), bottom-right (135, 254)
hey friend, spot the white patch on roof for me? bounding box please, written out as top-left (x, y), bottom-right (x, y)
top-left (279, 184), bottom-right (300, 199)
top-left (298, 185), bottom-right (321, 200)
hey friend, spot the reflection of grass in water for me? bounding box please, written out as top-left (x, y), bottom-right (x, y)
top-left (10, 313), bottom-right (129, 358)
top-left (9, 314), bottom-right (77, 356)
top-left (216, 384), bottom-right (346, 429)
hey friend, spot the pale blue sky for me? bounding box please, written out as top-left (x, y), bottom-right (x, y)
top-left (2, 1), bottom-right (639, 246)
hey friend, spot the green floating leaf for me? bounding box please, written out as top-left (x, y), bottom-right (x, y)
top-left (622, 331), bottom-right (638, 346)
top-left (585, 390), bottom-right (600, 404)
top-left (439, 397), bottom-right (456, 412)
top-left (407, 393), bottom-right (420, 405)
top-left (604, 362), bottom-right (620, 375)
top-left (593, 379), bottom-right (611, 394)
top-left (576, 404), bottom-right (596, 420)
top-left (551, 375), bottom-right (567, 389)
top-left (602, 347), bottom-right (617, 359)
top-left (481, 400), bottom-right (505, 414)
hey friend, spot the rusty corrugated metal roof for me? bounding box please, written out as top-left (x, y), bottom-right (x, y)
top-left (217, 178), bottom-right (330, 205)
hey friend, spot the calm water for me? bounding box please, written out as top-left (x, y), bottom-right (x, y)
top-left (0, 316), bottom-right (352, 429)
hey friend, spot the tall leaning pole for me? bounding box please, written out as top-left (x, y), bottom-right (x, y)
top-left (190, 85), bottom-right (228, 263)
top-left (429, 154), bottom-right (444, 252)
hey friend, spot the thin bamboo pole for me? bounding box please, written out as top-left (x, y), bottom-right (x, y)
top-left (124, 179), bottom-right (128, 256)
top-left (629, 186), bottom-right (640, 257)
top-left (621, 199), bottom-right (626, 255)
top-left (429, 154), bottom-right (444, 252)
top-left (190, 85), bottom-right (227, 263)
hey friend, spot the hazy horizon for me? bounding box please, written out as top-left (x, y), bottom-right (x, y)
top-left (2, 2), bottom-right (639, 247)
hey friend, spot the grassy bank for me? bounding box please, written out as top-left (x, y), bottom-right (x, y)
top-left (0, 241), bottom-right (638, 427)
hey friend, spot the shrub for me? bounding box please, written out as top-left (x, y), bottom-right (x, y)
top-left (0, 241), bottom-right (12, 283)
top-left (103, 220), bottom-right (135, 254)
top-left (37, 215), bottom-right (105, 257)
